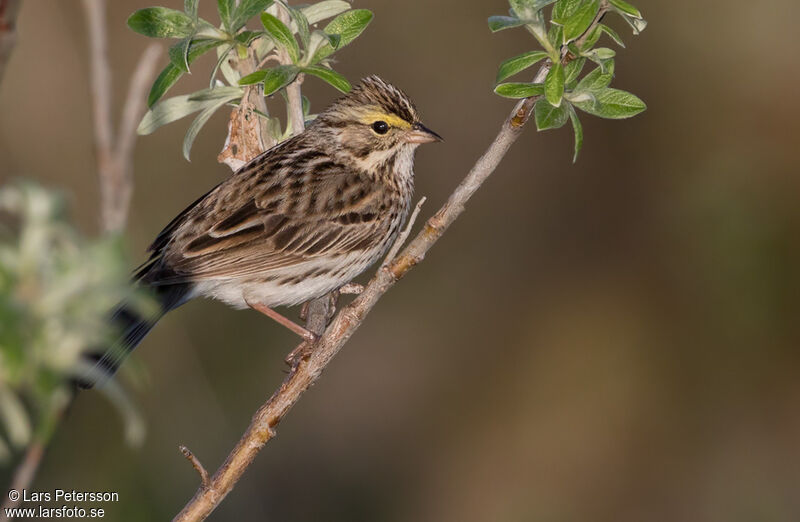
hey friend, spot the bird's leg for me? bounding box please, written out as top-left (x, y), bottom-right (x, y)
top-left (285, 340), bottom-right (314, 369)
top-left (284, 283), bottom-right (365, 367)
top-left (246, 299), bottom-right (318, 343)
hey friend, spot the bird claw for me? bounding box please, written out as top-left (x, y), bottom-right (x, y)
top-left (285, 339), bottom-right (316, 368)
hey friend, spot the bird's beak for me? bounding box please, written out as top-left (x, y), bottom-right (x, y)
top-left (405, 123), bottom-right (443, 144)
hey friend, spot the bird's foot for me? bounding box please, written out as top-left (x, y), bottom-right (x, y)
top-left (285, 340), bottom-right (315, 369)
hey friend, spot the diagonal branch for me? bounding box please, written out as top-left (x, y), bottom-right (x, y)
top-left (175, 4), bottom-right (613, 520)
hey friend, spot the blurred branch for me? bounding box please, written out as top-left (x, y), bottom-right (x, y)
top-left (174, 5), bottom-right (615, 520)
top-left (0, 2), bottom-right (160, 508)
top-left (82, 0), bottom-right (161, 233)
top-left (0, 441), bottom-right (43, 519)
top-left (0, 0), bottom-right (21, 85)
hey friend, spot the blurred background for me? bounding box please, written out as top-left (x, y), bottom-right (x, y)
top-left (2, 0), bottom-right (800, 520)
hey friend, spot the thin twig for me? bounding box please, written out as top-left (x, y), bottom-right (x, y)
top-left (82, 0), bottom-right (114, 176)
top-left (179, 445), bottom-right (210, 489)
top-left (117, 43), bottom-right (162, 174)
top-left (82, 0), bottom-right (161, 233)
top-left (0, 0), bottom-right (22, 85)
top-left (383, 196), bottom-right (426, 267)
top-left (175, 5), bottom-right (613, 520)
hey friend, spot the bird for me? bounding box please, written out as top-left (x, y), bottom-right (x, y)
top-left (80, 76), bottom-right (441, 388)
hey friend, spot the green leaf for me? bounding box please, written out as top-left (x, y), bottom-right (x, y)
top-left (138, 88), bottom-right (241, 135)
top-left (573, 62), bottom-right (614, 92)
top-left (187, 86), bottom-right (244, 101)
top-left (534, 98), bottom-right (569, 130)
top-left (289, 6), bottom-right (311, 48)
top-left (148, 39), bottom-right (225, 106)
top-left (311, 9), bottom-right (373, 63)
top-left (496, 50), bottom-right (548, 83)
top-left (522, 10), bottom-right (556, 57)
top-left (563, 57), bottom-right (586, 85)
top-left (127, 8), bottom-right (195, 38)
top-left (239, 70), bottom-right (267, 85)
top-left (304, 30), bottom-right (330, 64)
top-left (260, 12), bottom-right (300, 63)
top-left (138, 96), bottom-right (205, 135)
top-left (262, 64), bottom-right (300, 95)
top-left (567, 104), bottom-right (583, 162)
top-left (572, 87), bottom-right (645, 118)
top-left (494, 82), bottom-right (545, 99)
top-left (561, 0), bottom-right (599, 43)
top-left (510, 0), bottom-right (557, 20)
top-left (231, 0), bottom-right (274, 31)
top-left (209, 44), bottom-right (234, 87)
top-left (184, 0), bottom-right (199, 19)
top-left (597, 47), bottom-right (616, 60)
top-left (234, 30), bottom-right (261, 45)
top-left (301, 1), bottom-right (350, 25)
top-left (325, 9), bottom-right (373, 46)
top-left (581, 23), bottom-right (602, 49)
top-left (168, 37), bottom-right (194, 73)
top-left (544, 62), bottom-right (565, 107)
top-left (553, 0), bottom-right (583, 21)
top-left (217, 0), bottom-right (234, 31)
top-left (609, 0), bottom-right (642, 19)
top-left (302, 65), bottom-right (351, 93)
top-left (488, 15), bottom-right (524, 32)
top-left (599, 24), bottom-right (625, 47)
top-left (582, 49), bottom-right (615, 72)
top-left (620, 13), bottom-right (647, 35)
top-left (548, 24), bottom-right (563, 49)
top-left (183, 96), bottom-right (236, 161)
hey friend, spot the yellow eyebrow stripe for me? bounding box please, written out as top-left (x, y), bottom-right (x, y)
top-left (358, 110), bottom-right (412, 130)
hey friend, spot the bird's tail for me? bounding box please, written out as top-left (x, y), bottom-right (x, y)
top-left (77, 283), bottom-right (192, 389)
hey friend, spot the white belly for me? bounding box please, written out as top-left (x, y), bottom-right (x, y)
top-left (191, 248), bottom-right (383, 309)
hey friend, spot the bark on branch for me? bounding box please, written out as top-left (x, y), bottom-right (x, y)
top-left (175, 4), bottom-right (612, 520)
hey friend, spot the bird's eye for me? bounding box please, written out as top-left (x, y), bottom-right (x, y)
top-left (372, 121), bottom-right (389, 135)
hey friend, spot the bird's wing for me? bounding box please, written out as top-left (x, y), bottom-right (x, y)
top-left (145, 158), bottom-right (393, 284)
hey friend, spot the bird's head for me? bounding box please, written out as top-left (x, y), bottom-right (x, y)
top-left (313, 76), bottom-right (442, 170)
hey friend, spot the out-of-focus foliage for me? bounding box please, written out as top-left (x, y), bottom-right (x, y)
top-left (129, 0), bottom-right (373, 159)
top-left (490, 0), bottom-right (647, 161)
top-left (0, 183), bottom-right (149, 460)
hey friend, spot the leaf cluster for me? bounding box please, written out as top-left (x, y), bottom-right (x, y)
top-left (128, 0), bottom-right (373, 159)
top-left (490, 0), bottom-right (647, 161)
top-left (0, 183), bottom-right (153, 457)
